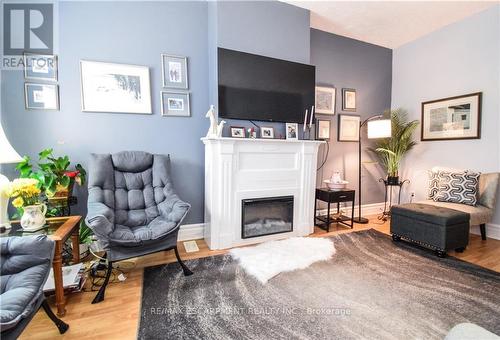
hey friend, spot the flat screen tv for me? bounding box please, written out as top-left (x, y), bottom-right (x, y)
top-left (218, 48), bottom-right (315, 123)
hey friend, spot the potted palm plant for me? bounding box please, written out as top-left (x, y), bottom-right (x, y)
top-left (370, 108), bottom-right (419, 185)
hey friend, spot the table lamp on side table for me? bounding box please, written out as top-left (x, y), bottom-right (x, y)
top-left (0, 123), bottom-right (23, 229)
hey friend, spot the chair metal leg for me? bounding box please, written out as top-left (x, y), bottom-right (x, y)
top-left (41, 299), bottom-right (69, 334)
top-left (92, 261), bottom-right (113, 304)
top-left (174, 246), bottom-right (193, 276)
top-left (480, 224), bottom-right (487, 240)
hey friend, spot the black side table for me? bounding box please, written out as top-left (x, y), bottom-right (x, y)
top-left (314, 188), bottom-right (355, 232)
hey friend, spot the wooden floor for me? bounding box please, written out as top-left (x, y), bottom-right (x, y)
top-left (21, 216), bottom-right (500, 339)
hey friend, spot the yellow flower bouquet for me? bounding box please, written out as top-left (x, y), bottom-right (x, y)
top-left (5, 178), bottom-right (42, 208)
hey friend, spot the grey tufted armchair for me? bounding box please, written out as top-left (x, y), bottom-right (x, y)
top-left (85, 151), bottom-right (193, 304)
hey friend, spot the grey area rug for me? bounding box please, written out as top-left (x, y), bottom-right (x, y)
top-left (138, 229), bottom-right (500, 340)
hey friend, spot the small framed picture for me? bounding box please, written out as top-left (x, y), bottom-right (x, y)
top-left (338, 114), bottom-right (360, 142)
top-left (260, 127), bottom-right (274, 139)
top-left (24, 53), bottom-right (58, 81)
top-left (316, 119), bottom-right (331, 140)
top-left (421, 92), bottom-right (481, 141)
top-left (315, 86), bottom-right (336, 115)
top-left (342, 88), bottom-right (356, 112)
top-left (161, 54), bottom-right (188, 89)
top-left (231, 126), bottom-right (246, 138)
top-left (25, 83), bottom-right (59, 110)
top-left (161, 91), bottom-right (190, 117)
top-left (286, 123), bottom-right (298, 140)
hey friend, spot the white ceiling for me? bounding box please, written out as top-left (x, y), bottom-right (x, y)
top-left (283, 1), bottom-right (498, 48)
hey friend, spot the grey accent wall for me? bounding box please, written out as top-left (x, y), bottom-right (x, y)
top-left (1, 1), bottom-right (209, 224)
top-left (392, 5), bottom-right (500, 224)
top-left (212, 0), bottom-right (311, 138)
top-left (310, 29), bottom-right (393, 205)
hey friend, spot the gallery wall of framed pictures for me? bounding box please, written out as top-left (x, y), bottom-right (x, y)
top-left (161, 54), bottom-right (191, 117)
top-left (24, 53), bottom-right (60, 110)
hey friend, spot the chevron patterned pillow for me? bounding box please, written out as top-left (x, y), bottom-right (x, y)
top-left (428, 170), bottom-right (440, 199)
top-left (433, 171), bottom-right (480, 206)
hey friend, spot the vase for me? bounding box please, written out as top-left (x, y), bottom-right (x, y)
top-left (21, 204), bottom-right (47, 230)
top-left (387, 176), bottom-right (400, 185)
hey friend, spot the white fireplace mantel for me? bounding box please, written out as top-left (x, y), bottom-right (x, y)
top-left (202, 137), bottom-right (324, 250)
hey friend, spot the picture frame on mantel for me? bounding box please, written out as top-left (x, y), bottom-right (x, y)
top-left (315, 86), bottom-right (336, 115)
top-left (421, 92), bottom-right (482, 141)
top-left (342, 88), bottom-right (356, 112)
top-left (338, 114), bottom-right (360, 142)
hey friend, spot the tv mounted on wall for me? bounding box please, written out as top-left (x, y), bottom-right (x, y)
top-left (218, 48), bottom-right (315, 123)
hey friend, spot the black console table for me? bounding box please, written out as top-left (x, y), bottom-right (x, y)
top-left (378, 178), bottom-right (410, 220)
top-left (314, 188), bottom-right (355, 232)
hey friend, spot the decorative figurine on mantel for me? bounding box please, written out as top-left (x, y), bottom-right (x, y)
top-left (217, 120), bottom-right (226, 138)
top-left (205, 105), bottom-right (218, 138)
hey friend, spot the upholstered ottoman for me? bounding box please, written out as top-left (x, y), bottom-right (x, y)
top-left (390, 203), bottom-right (470, 257)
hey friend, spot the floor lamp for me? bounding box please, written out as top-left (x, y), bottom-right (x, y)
top-left (0, 123), bottom-right (23, 229)
top-left (353, 115), bottom-right (392, 224)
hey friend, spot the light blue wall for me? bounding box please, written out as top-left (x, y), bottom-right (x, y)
top-left (1, 1), bottom-right (209, 224)
top-left (310, 29), bottom-right (393, 205)
top-left (212, 0), bottom-right (311, 138)
top-left (392, 5), bottom-right (500, 224)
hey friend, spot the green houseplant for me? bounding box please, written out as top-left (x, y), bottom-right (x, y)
top-left (16, 148), bottom-right (86, 198)
top-left (369, 108), bottom-right (419, 185)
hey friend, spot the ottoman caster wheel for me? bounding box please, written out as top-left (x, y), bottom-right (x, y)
top-left (455, 247), bottom-right (466, 253)
top-left (392, 234), bottom-right (401, 242)
top-left (436, 250), bottom-right (447, 258)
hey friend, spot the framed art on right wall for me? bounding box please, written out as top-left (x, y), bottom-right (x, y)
top-left (421, 92), bottom-right (482, 141)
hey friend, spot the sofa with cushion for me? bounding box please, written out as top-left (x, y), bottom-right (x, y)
top-left (420, 170), bottom-right (499, 240)
top-left (1, 235), bottom-right (69, 339)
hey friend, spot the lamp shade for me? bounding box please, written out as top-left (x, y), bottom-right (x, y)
top-left (367, 119), bottom-right (391, 139)
top-left (0, 123), bottom-right (23, 164)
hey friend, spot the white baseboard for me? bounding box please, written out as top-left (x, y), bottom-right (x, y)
top-left (178, 223), bottom-right (205, 241)
top-left (316, 202), bottom-right (386, 218)
top-left (179, 202), bottom-right (386, 242)
top-left (470, 223), bottom-right (500, 240)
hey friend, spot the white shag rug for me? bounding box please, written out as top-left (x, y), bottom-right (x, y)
top-left (229, 237), bottom-right (335, 284)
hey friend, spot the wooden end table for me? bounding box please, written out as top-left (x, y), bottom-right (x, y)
top-left (314, 188), bottom-right (355, 232)
top-left (2, 216), bottom-right (82, 316)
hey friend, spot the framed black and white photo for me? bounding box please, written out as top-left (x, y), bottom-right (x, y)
top-left (161, 91), bottom-right (190, 117)
top-left (342, 88), bottom-right (356, 112)
top-left (260, 126), bottom-right (274, 139)
top-left (286, 123), bottom-right (298, 140)
top-left (24, 53), bottom-right (58, 81)
top-left (80, 60), bottom-right (152, 114)
top-left (230, 126), bottom-right (245, 138)
top-left (421, 92), bottom-right (482, 141)
top-left (161, 54), bottom-right (188, 89)
top-left (25, 83), bottom-right (59, 110)
top-left (338, 114), bottom-right (360, 142)
top-left (315, 86), bottom-right (336, 115)
top-left (316, 119), bottom-right (331, 140)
